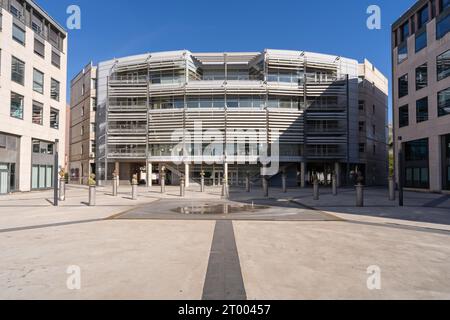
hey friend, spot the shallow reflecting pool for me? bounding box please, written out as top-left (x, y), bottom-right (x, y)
top-left (171, 203), bottom-right (270, 215)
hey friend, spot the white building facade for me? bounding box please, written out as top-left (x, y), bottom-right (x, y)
top-left (93, 50), bottom-right (388, 187)
top-left (0, 0), bottom-right (67, 194)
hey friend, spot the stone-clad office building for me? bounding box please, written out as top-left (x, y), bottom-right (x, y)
top-left (392, 0), bottom-right (450, 193)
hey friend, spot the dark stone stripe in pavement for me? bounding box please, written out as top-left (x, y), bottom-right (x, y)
top-left (0, 219), bottom-right (104, 234)
top-left (423, 195), bottom-right (450, 209)
top-left (202, 220), bottom-right (247, 301)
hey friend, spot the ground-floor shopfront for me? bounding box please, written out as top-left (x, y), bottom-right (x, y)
top-left (0, 132), bottom-right (59, 195)
top-left (100, 159), bottom-right (385, 188)
top-left (401, 134), bottom-right (450, 192)
top-left (0, 133), bottom-right (20, 195)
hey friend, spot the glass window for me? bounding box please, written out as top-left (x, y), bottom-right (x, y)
top-left (400, 22), bottom-right (409, 42)
top-left (34, 38), bottom-right (45, 58)
top-left (398, 74), bottom-right (409, 98)
top-left (438, 87), bottom-right (450, 117)
top-left (32, 101), bottom-right (43, 125)
top-left (10, 92), bottom-right (24, 119)
top-left (51, 79), bottom-right (60, 101)
top-left (437, 50), bottom-right (450, 81)
top-left (12, 24), bottom-right (25, 45)
top-left (50, 108), bottom-right (59, 129)
top-left (52, 51), bottom-right (61, 68)
top-left (398, 43), bottom-right (408, 64)
top-left (404, 138), bottom-right (429, 189)
top-left (11, 56), bottom-right (25, 85)
top-left (436, 12), bottom-right (450, 39)
top-left (416, 63), bottom-right (428, 90)
top-left (418, 5), bottom-right (429, 29)
top-left (32, 165), bottom-right (39, 190)
top-left (415, 30), bottom-right (427, 52)
top-left (33, 69), bottom-right (44, 94)
top-left (227, 96), bottom-right (239, 108)
top-left (359, 143), bottom-right (366, 153)
top-left (416, 97), bottom-right (429, 123)
top-left (186, 97), bottom-right (199, 108)
top-left (440, 0), bottom-right (450, 11)
top-left (399, 105), bottom-right (409, 128)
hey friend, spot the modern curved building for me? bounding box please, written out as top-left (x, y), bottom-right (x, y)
top-left (70, 49), bottom-right (388, 187)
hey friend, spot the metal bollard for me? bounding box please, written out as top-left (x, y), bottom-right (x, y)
top-left (161, 173), bottom-right (166, 194)
top-left (389, 177), bottom-right (396, 201)
top-left (332, 174), bottom-right (338, 196)
top-left (132, 184), bottom-right (138, 200)
top-left (246, 174), bottom-right (251, 193)
top-left (89, 185), bottom-right (96, 206)
top-left (180, 177), bottom-right (185, 197)
top-left (313, 180), bottom-right (319, 200)
top-left (282, 172), bottom-right (287, 193)
top-left (221, 178), bottom-right (229, 199)
top-left (200, 173), bottom-right (205, 193)
top-left (356, 184), bottom-right (364, 207)
top-left (113, 177), bottom-right (118, 196)
top-left (59, 178), bottom-right (65, 201)
top-left (262, 176), bottom-right (269, 198)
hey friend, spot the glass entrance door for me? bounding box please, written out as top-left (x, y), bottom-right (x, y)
top-left (0, 163), bottom-right (9, 195)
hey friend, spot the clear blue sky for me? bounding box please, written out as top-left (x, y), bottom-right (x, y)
top-left (36, 0), bottom-right (417, 122)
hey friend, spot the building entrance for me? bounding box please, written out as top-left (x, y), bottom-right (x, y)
top-left (0, 164), bottom-right (9, 194)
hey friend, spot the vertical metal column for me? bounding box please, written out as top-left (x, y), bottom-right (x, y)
top-left (345, 74), bottom-right (350, 186)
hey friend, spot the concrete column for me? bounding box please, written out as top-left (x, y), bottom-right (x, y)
top-left (184, 163), bottom-right (190, 188)
top-left (245, 173), bottom-right (251, 193)
top-left (224, 162), bottom-right (229, 186)
top-left (301, 162), bottom-right (306, 188)
top-left (429, 135), bottom-right (442, 192)
top-left (335, 162), bottom-right (341, 187)
top-left (147, 162), bottom-right (153, 187)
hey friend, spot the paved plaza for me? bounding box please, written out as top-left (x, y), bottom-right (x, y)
top-left (0, 184), bottom-right (449, 299)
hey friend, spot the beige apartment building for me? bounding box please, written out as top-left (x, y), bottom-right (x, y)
top-left (69, 62), bottom-right (97, 184)
top-left (358, 60), bottom-right (389, 185)
top-left (0, 0), bottom-right (67, 194)
top-left (392, 0), bottom-right (450, 193)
